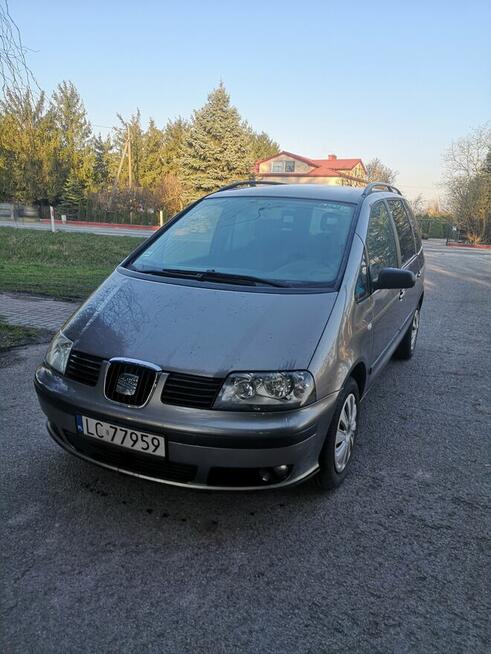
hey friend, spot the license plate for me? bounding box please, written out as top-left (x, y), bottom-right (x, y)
top-left (76, 416), bottom-right (166, 458)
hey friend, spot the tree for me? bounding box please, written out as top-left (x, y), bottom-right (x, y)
top-left (161, 117), bottom-right (189, 177)
top-left (365, 158), bottom-right (398, 184)
top-left (0, 1), bottom-right (37, 93)
top-left (0, 88), bottom-right (65, 203)
top-left (442, 125), bottom-right (491, 244)
top-left (92, 133), bottom-right (111, 190)
top-left (51, 82), bottom-right (91, 163)
top-left (181, 83), bottom-right (251, 202)
top-left (483, 148), bottom-right (491, 174)
top-left (51, 81), bottom-right (93, 196)
top-left (60, 171), bottom-right (85, 210)
top-left (408, 194), bottom-right (425, 216)
top-left (443, 125), bottom-right (490, 180)
top-left (111, 110), bottom-right (144, 188)
top-left (140, 118), bottom-right (165, 189)
top-left (155, 173), bottom-right (184, 216)
top-left (247, 129), bottom-right (280, 163)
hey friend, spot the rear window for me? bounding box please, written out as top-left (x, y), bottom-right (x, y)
top-left (403, 201), bottom-right (423, 252)
top-left (130, 196), bottom-right (357, 287)
top-left (387, 198), bottom-right (416, 264)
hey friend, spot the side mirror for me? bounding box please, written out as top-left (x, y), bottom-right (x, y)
top-left (373, 267), bottom-right (416, 290)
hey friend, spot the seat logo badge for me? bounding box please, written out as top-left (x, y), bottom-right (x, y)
top-left (116, 372), bottom-right (139, 396)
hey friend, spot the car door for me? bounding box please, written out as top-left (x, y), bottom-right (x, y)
top-left (365, 200), bottom-right (401, 370)
top-left (386, 198), bottom-right (421, 328)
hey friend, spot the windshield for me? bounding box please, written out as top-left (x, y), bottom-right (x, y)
top-left (129, 196), bottom-right (356, 287)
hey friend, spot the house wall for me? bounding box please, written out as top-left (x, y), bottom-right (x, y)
top-left (258, 154), bottom-right (312, 174)
top-left (351, 163), bottom-right (366, 179)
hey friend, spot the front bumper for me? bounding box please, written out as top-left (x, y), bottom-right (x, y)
top-left (34, 364), bottom-right (339, 490)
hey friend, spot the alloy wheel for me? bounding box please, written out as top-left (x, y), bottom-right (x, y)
top-left (410, 309), bottom-right (420, 352)
top-left (334, 393), bottom-right (357, 473)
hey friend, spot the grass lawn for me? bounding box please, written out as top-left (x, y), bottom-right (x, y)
top-left (0, 227), bottom-right (145, 300)
top-left (0, 318), bottom-right (51, 350)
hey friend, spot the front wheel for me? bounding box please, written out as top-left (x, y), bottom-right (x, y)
top-left (314, 379), bottom-right (360, 490)
top-left (395, 307), bottom-right (420, 360)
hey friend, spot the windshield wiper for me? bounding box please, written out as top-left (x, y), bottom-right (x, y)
top-left (198, 270), bottom-right (289, 287)
top-left (135, 267), bottom-right (289, 287)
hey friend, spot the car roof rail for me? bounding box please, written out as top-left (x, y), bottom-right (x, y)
top-left (215, 179), bottom-right (285, 192)
top-left (361, 181), bottom-right (402, 197)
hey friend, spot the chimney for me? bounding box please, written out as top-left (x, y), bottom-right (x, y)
top-left (328, 154), bottom-right (337, 160)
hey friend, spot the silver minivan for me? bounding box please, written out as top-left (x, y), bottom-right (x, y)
top-left (35, 182), bottom-right (424, 491)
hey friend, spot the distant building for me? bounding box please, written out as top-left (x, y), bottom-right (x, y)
top-left (254, 151), bottom-right (366, 187)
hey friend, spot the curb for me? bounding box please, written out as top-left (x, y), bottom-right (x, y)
top-left (39, 219), bottom-right (159, 231)
top-left (446, 242), bottom-right (491, 250)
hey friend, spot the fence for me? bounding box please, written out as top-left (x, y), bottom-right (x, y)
top-left (0, 202), bottom-right (168, 226)
top-left (417, 216), bottom-right (453, 240)
top-left (39, 203), bottom-right (166, 226)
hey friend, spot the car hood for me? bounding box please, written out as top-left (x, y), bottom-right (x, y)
top-left (64, 270), bottom-right (337, 377)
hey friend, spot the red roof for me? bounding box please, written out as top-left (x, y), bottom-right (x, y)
top-left (255, 151), bottom-right (366, 176)
top-left (254, 150), bottom-right (316, 168)
top-left (311, 158), bottom-right (364, 171)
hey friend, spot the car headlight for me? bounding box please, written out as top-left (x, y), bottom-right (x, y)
top-left (45, 331), bottom-right (73, 375)
top-left (214, 371), bottom-right (315, 411)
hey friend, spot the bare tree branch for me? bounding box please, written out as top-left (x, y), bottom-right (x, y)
top-left (0, 0), bottom-right (38, 96)
top-left (442, 124), bottom-right (491, 243)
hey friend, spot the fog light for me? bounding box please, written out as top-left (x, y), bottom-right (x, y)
top-left (273, 464), bottom-right (290, 479)
top-left (259, 469), bottom-right (272, 483)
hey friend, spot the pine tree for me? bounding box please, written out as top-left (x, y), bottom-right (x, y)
top-left (61, 171), bottom-right (85, 210)
top-left (247, 129), bottom-right (280, 163)
top-left (92, 133), bottom-right (111, 189)
top-left (51, 81), bottom-right (93, 199)
top-left (483, 148), bottom-right (491, 174)
top-left (51, 81), bottom-right (91, 171)
top-left (140, 118), bottom-right (164, 189)
top-left (181, 83), bottom-right (251, 202)
top-left (0, 88), bottom-right (65, 203)
top-left (162, 117), bottom-right (189, 177)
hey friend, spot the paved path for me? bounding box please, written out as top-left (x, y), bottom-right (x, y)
top-left (0, 219), bottom-right (155, 238)
top-left (0, 293), bottom-right (79, 331)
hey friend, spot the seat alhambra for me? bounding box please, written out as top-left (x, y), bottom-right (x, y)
top-left (35, 181), bottom-right (424, 491)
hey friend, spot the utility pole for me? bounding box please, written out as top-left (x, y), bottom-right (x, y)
top-left (109, 126), bottom-right (133, 208)
top-left (127, 125), bottom-right (133, 189)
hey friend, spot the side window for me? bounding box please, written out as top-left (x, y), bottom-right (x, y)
top-left (366, 202), bottom-right (398, 284)
top-left (387, 198), bottom-right (416, 264)
top-left (404, 201), bottom-right (422, 252)
top-left (355, 251), bottom-right (369, 301)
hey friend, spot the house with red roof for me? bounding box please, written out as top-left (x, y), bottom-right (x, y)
top-left (254, 151), bottom-right (367, 187)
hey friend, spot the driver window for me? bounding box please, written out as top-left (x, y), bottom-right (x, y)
top-left (366, 202), bottom-right (398, 285)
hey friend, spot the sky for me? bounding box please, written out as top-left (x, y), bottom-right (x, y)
top-left (12, 0), bottom-right (491, 202)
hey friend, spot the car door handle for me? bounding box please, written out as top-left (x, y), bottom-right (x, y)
top-left (399, 289), bottom-right (406, 301)
top-left (416, 270), bottom-right (422, 278)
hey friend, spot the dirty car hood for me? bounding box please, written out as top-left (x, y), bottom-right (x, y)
top-left (64, 271), bottom-right (337, 377)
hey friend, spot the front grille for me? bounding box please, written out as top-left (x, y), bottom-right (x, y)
top-left (64, 430), bottom-right (197, 483)
top-left (105, 361), bottom-right (157, 407)
top-left (161, 372), bottom-right (224, 409)
top-left (65, 350), bottom-right (103, 386)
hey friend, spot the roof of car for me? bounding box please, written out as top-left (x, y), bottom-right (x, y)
top-left (210, 184), bottom-right (366, 203)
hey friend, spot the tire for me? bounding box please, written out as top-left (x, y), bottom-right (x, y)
top-left (314, 378), bottom-right (360, 491)
top-left (395, 307), bottom-right (420, 360)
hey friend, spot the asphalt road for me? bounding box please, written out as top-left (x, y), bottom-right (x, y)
top-left (1, 243), bottom-right (490, 653)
